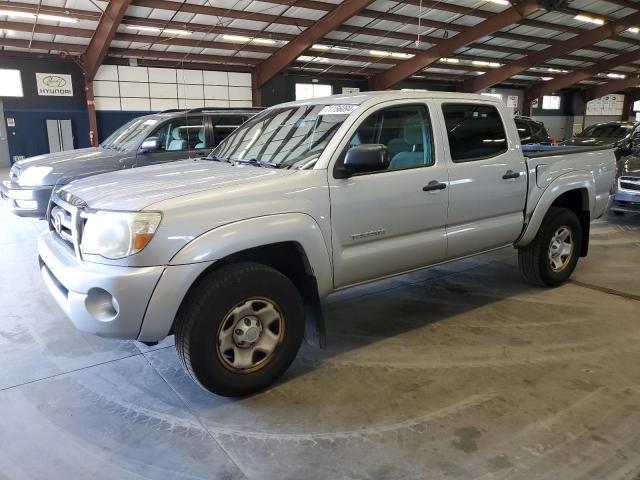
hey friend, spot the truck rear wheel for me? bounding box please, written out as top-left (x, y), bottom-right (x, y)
top-left (518, 207), bottom-right (582, 287)
top-left (175, 262), bottom-right (305, 397)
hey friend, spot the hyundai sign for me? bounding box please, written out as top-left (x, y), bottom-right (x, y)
top-left (36, 73), bottom-right (73, 96)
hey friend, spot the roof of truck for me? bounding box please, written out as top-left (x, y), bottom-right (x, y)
top-left (272, 90), bottom-right (498, 109)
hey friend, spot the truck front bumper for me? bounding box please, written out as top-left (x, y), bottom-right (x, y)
top-left (611, 190), bottom-right (640, 214)
top-left (1, 180), bottom-right (52, 218)
top-left (38, 231), bottom-right (165, 339)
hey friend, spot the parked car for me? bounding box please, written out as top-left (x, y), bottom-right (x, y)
top-left (610, 155), bottom-right (640, 215)
top-left (1, 107), bottom-right (261, 218)
top-left (38, 92), bottom-right (616, 397)
top-left (561, 121), bottom-right (639, 160)
top-left (514, 116), bottom-right (555, 145)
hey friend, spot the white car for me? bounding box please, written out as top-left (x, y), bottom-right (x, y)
top-left (38, 91), bottom-right (616, 396)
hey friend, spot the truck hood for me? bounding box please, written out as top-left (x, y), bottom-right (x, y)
top-left (62, 159), bottom-right (293, 211)
top-left (14, 147), bottom-right (133, 186)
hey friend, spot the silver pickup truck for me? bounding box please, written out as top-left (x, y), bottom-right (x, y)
top-left (1, 108), bottom-right (259, 218)
top-left (38, 92), bottom-right (616, 397)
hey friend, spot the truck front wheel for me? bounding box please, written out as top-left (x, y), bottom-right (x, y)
top-left (518, 207), bottom-right (582, 287)
top-left (175, 262), bottom-right (305, 397)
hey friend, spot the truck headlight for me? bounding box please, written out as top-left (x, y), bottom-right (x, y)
top-left (81, 211), bottom-right (162, 259)
top-left (17, 166), bottom-right (52, 186)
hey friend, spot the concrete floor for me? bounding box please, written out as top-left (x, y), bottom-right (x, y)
top-left (1, 178), bottom-right (640, 479)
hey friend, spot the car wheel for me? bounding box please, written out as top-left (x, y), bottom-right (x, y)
top-left (175, 262), bottom-right (305, 397)
top-left (518, 207), bottom-right (582, 287)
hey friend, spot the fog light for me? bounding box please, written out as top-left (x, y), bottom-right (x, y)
top-left (15, 200), bottom-right (38, 210)
top-left (85, 288), bottom-right (119, 322)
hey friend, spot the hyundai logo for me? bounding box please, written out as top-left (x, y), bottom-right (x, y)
top-left (42, 75), bottom-right (67, 88)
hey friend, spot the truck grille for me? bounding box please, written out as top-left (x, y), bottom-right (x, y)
top-left (619, 177), bottom-right (640, 192)
top-left (47, 191), bottom-right (86, 258)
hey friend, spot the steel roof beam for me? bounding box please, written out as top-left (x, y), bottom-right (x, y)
top-left (252, 0), bottom-right (375, 89)
top-left (530, 50), bottom-right (640, 99)
top-left (369, 0), bottom-right (542, 90)
top-left (461, 10), bottom-right (640, 93)
top-left (82, 0), bottom-right (133, 80)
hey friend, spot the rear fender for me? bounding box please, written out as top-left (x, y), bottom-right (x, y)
top-left (516, 172), bottom-right (594, 247)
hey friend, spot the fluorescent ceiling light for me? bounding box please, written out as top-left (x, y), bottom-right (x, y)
top-left (369, 50), bottom-right (389, 57)
top-left (628, 27), bottom-right (640, 33)
top-left (607, 73), bottom-right (626, 79)
top-left (38, 14), bottom-right (78, 23)
top-left (126, 25), bottom-right (161, 32)
top-left (252, 38), bottom-right (276, 45)
top-left (163, 28), bottom-right (191, 36)
top-left (472, 60), bottom-right (501, 67)
top-left (485, 0), bottom-right (510, 4)
top-left (312, 44), bottom-right (330, 50)
top-left (547, 67), bottom-right (568, 73)
top-left (574, 14), bottom-right (605, 25)
top-left (391, 52), bottom-right (414, 59)
top-left (440, 58), bottom-right (459, 64)
top-left (0, 10), bottom-right (77, 22)
top-left (222, 34), bottom-right (250, 42)
top-left (541, 77), bottom-right (553, 81)
top-left (476, 71), bottom-right (486, 75)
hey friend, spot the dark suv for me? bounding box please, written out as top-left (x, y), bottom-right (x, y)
top-left (2, 107), bottom-right (260, 218)
top-left (514, 116), bottom-right (554, 145)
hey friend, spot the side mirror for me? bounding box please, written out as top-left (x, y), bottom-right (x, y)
top-left (335, 144), bottom-right (389, 178)
top-left (139, 137), bottom-right (160, 153)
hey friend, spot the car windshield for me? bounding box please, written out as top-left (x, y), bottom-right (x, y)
top-left (578, 124), bottom-right (633, 139)
top-left (210, 104), bottom-right (352, 168)
top-left (101, 116), bottom-right (160, 150)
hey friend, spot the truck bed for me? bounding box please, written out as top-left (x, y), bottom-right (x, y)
top-left (522, 144), bottom-right (613, 158)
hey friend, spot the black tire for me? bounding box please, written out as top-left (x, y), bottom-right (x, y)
top-left (175, 262), bottom-right (305, 397)
top-left (518, 207), bottom-right (582, 287)
top-left (613, 211), bottom-right (624, 217)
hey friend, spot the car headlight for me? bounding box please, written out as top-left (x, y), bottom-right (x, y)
top-left (17, 166), bottom-right (53, 186)
top-left (81, 211), bottom-right (162, 259)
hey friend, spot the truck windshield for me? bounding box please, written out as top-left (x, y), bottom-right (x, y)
top-left (211, 104), bottom-right (352, 168)
top-left (101, 117), bottom-right (160, 150)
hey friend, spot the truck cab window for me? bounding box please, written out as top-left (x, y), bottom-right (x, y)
top-left (151, 116), bottom-right (206, 152)
top-left (346, 105), bottom-right (433, 172)
top-left (442, 104), bottom-right (507, 162)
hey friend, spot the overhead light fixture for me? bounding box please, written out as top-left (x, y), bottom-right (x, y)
top-left (297, 55), bottom-right (327, 63)
top-left (472, 60), bottom-right (501, 67)
top-left (312, 44), bottom-right (330, 50)
top-left (252, 38), bottom-right (277, 45)
top-left (628, 27), bottom-right (640, 33)
top-left (547, 67), bottom-right (568, 73)
top-left (38, 14), bottom-right (78, 23)
top-left (440, 58), bottom-right (460, 64)
top-left (222, 34), bottom-right (250, 42)
top-left (485, 0), bottom-right (511, 4)
top-left (574, 14), bottom-right (605, 25)
top-left (369, 50), bottom-right (389, 57)
top-left (476, 71), bottom-right (486, 75)
top-left (163, 28), bottom-right (191, 36)
top-left (607, 73), bottom-right (626, 79)
top-left (391, 52), bottom-right (414, 59)
top-left (126, 25), bottom-right (161, 32)
top-left (541, 77), bottom-right (553, 81)
top-left (0, 10), bottom-right (78, 22)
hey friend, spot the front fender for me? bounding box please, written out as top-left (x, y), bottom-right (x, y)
top-left (516, 171), bottom-right (594, 247)
top-left (169, 213), bottom-right (333, 296)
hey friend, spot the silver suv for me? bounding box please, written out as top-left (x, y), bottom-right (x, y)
top-left (1, 107), bottom-right (260, 218)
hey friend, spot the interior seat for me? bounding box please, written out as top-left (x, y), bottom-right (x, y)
top-left (389, 118), bottom-right (429, 170)
top-left (167, 127), bottom-right (187, 151)
top-left (195, 128), bottom-right (206, 149)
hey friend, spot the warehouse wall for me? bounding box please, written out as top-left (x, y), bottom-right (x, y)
top-left (0, 57), bottom-right (89, 161)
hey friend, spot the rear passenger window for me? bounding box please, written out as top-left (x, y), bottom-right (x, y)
top-left (442, 104), bottom-right (507, 162)
top-left (151, 115), bottom-right (206, 152)
top-left (211, 115), bottom-right (245, 146)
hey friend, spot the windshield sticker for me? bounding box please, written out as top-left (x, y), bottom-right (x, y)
top-left (318, 105), bottom-right (357, 116)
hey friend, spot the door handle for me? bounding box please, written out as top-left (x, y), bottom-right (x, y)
top-left (502, 170), bottom-right (520, 180)
top-left (423, 181), bottom-right (447, 192)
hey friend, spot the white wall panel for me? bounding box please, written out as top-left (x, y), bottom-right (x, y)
top-left (95, 65), bottom-right (118, 81)
top-left (150, 83), bottom-right (179, 98)
top-left (204, 99), bottom-right (230, 107)
top-left (119, 81), bottom-right (150, 98)
top-left (204, 85), bottom-right (229, 100)
top-left (94, 81), bottom-right (120, 97)
top-left (118, 66), bottom-right (149, 82)
top-left (228, 72), bottom-right (251, 87)
top-left (151, 98), bottom-right (179, 111)
top-left (230, 100), bottom-right (253, 107)
top-left (178, 98), bottom-right (205, 109)
top-left (229, 86), bottom-right (252, 101)
top-left (178, 83), bottom-right (204, 100)
top-left (178, 69), bottom-right (204, 84)
top-left (148, 67), bottom-right (177, 83)
top-left (121, 97), bottom-right (151, 111)
top-left (95, 97), bottom-right (121, 110)
top-left (203, 71), bottom-right (228, 85)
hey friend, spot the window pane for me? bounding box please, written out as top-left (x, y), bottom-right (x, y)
top-left (151, 116), bottom-right (206, 152)
top-left (0, 69), bottom-right (23, 97)
top-left (442, 104), bottom-right (507, 162)
top-left (347, 105), bottom-right (433, 172)
top-left (211, 115), bottom-right (244, 145)
top-left (542, 95), bottom-right (561, 110)
top-left (295, 83), bottom-right (332, 100)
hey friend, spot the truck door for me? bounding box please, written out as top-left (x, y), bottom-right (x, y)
top-left (328, 102), bottom-right (449, 288)
top-left (439, 102), bottom-right (527, 259)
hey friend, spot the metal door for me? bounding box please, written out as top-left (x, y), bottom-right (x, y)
top-left (46, 119), bottom-right (74, 153)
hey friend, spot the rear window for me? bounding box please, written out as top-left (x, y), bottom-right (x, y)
top-left (442, 104), bottom-right (507, 162)
top-left (579, 124), bottom-right (633, 139)
top-left (515, 119), bottom-right (530, 140)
